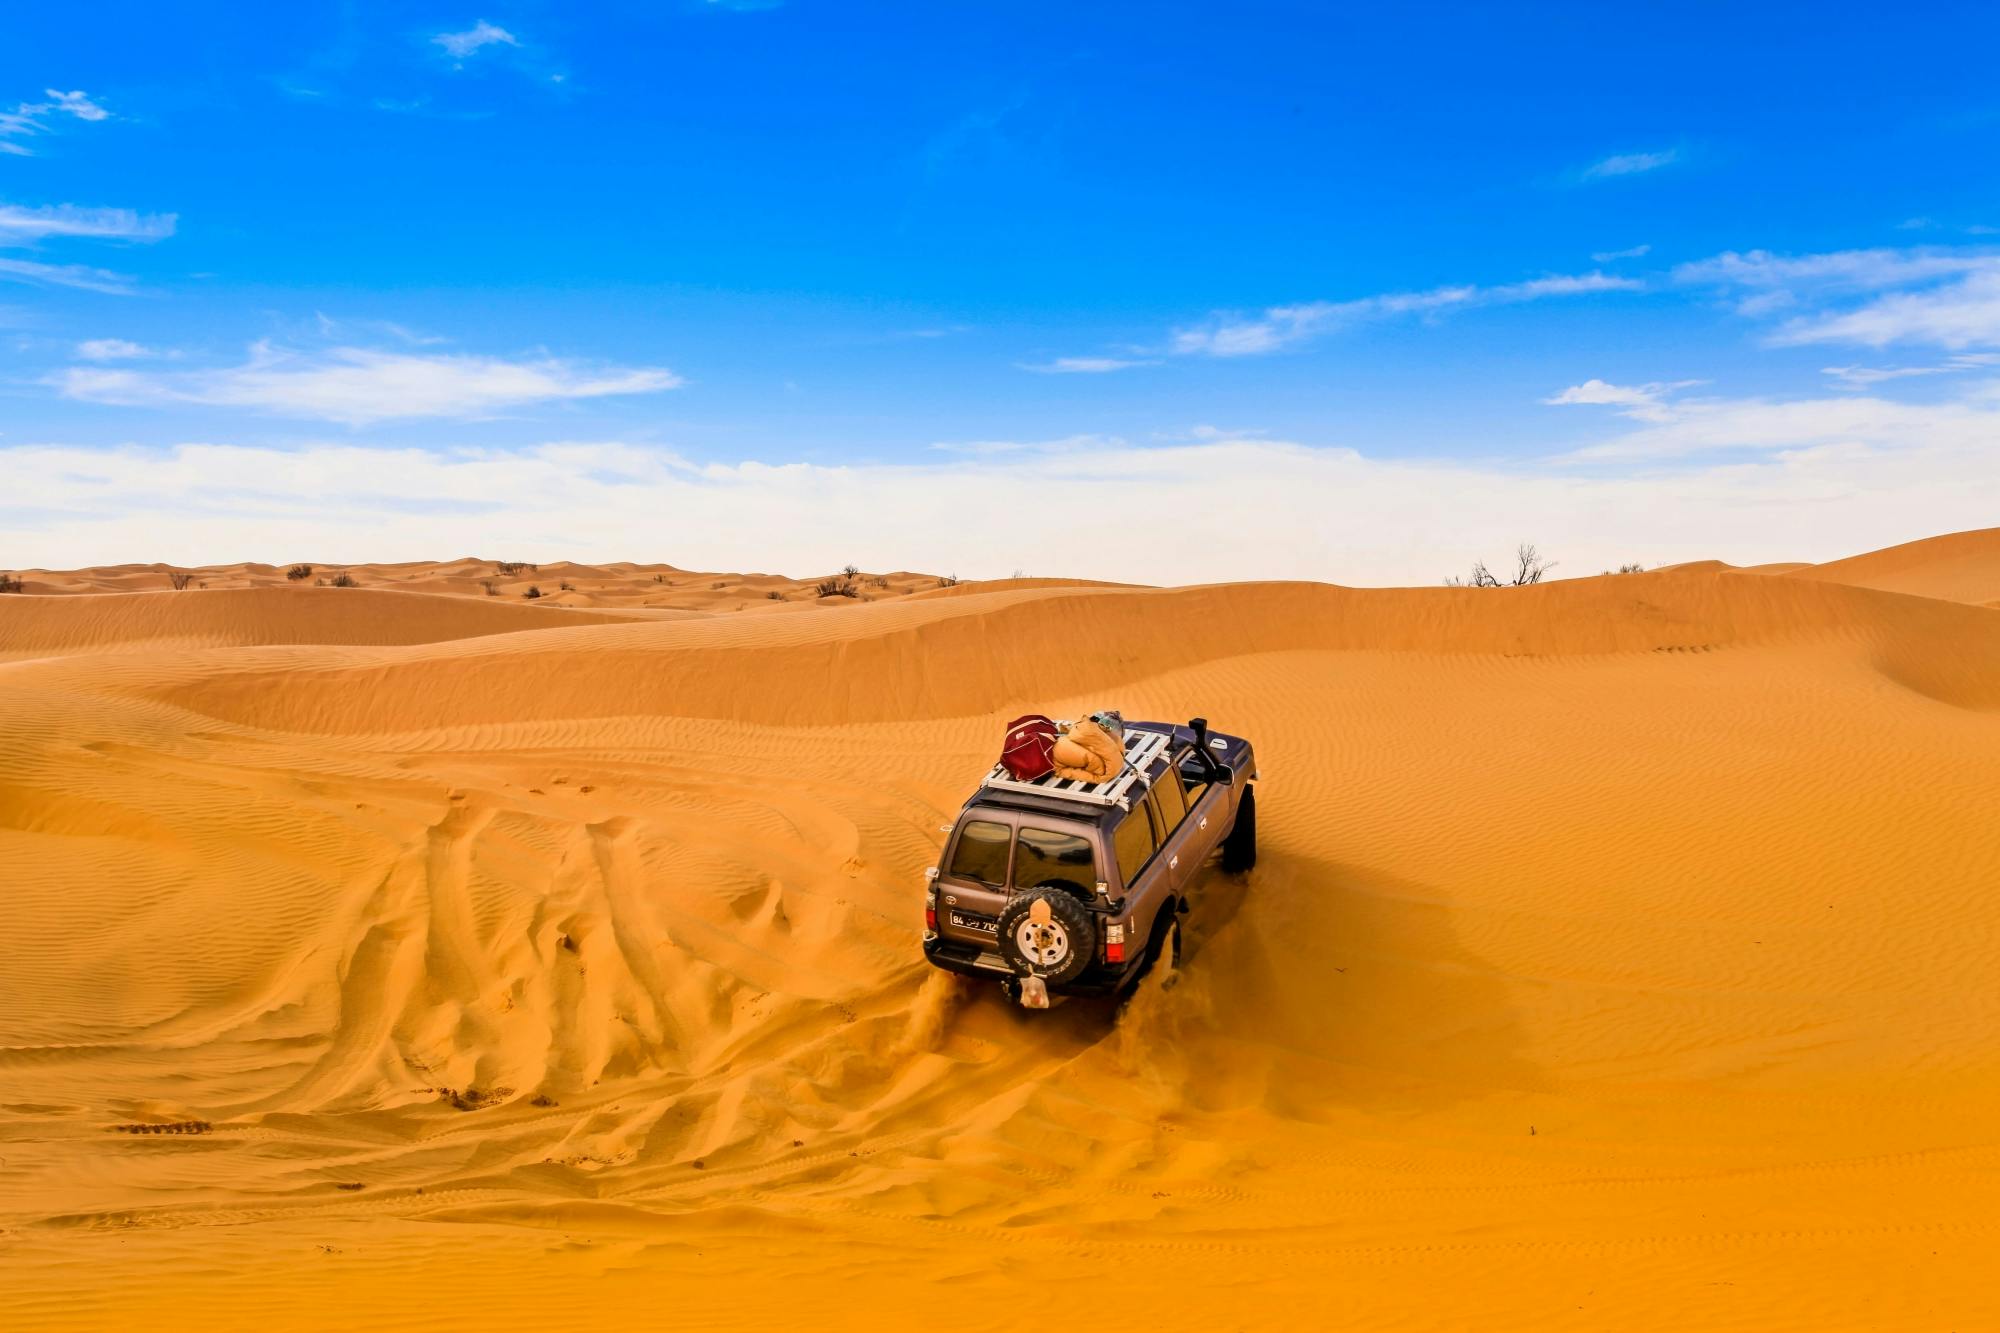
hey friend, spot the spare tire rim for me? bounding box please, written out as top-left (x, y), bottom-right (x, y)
top-left (1015, 918), bottom-right (1070, 970)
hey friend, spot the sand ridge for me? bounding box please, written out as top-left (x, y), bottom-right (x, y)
top-left (2, 532), bottom-right (1999, 1329)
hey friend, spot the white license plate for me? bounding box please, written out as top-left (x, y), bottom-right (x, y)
top-left (950, 910), bottom-right (998, 935)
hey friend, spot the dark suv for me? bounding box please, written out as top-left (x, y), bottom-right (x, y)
top-left (921, 717), bottom-right (1257, 1006)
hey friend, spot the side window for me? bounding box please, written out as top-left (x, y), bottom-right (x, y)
top-left (1015, 827), bottom-right (1097, 897)
top-left (1176, 748), bottom-right (1210, 805)
top-left (1113, 809), bottom-right (1157, 887)
top-left (947, 820), bottom-right (1012, 886)
top-left (1152, 761), bottom-right (1189, 829)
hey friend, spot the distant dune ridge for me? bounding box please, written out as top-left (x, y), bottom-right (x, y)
top-left (2, 530), bottom-right (1998, 1329)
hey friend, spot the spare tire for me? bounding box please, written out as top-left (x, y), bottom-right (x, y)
top-left (996, 886), bottom-right (1097, 985)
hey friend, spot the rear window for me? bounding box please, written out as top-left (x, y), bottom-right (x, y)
top-left (1014, 826), bottom-right (1097, 897)
top-left (948, 820), bottom-right (1012, 886)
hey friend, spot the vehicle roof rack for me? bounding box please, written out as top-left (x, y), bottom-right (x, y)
top-left (978, 725), bottom-right (1172, 811)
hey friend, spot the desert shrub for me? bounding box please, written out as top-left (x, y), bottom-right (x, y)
top-left (712, 580), bottom-right (726, 590)
top-left (168, 571), bottom-right (195, 590)
top-left (329, 571), bottom-right (358, 587)
top-left (523, 585), bottom-right (543, 599)
top-left (286, 564), bottom-right (313, 581)
top-left (0, 572), bottom-right (23, 594)
top-left (559, 580), bottom-right (574, 591)
top-left (1612, 562), bottom-right (1645, 575)
top-left (937, 574), bottom-right (958, 588)
top-left (496, 560), bottom-right (536, 576)
top-left (481, 579), bottom-right (500, 596)
top-left (1446, 543), bottom-right (1555, 588)
top-left (870, 575), bottom-right (889, 588)
top-left (765, 590), bottom-right (785, 600)
top-left (842, 563), bottom-right (860, 579)
top-left (653, 574), bottom-right (665, 584)
top-left (816, 577), bottom-right (857, 599)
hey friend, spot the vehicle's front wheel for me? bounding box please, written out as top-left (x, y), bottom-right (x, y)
top-left (996, 887), bottom-right (1096, 986)
top-left (1221, 784), bottom-right (1257, 873)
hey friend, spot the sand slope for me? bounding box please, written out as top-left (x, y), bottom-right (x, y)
top-left (4, 534), bottom-right (1999, 1330)
top-left (1787, 526), bottom-right (2000, 607)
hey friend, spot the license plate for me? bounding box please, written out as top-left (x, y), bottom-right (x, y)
top-left (950, 910), bottom-right (998, 935)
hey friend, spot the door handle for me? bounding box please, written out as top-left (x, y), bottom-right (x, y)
top-left (1170, 855), bottom-right (1179, 870)
top-left (1199, 817), bottom-right (1208, 830)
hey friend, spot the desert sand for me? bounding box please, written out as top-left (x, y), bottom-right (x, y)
top-left (3, 534), bottom-right (1999, 1330)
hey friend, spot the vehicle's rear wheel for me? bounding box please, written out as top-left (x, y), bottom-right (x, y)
top-left (1221, 784), bottom-right (1257, 873)
top-left (996, 887), bottom-right (1096, 986)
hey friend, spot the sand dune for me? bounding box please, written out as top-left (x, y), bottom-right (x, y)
top-left (1788, 526), bottom-right (2000, 607)
top-left (3, 533), bottom-right (1998, 1329)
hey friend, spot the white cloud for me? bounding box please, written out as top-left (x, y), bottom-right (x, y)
top-left (5, 391), bottom-right (1994, 582)
top-left (1543, 377), bottom-right (1702, 423)
top-left (1820, 354), bottom-right (2000, 388)
top-left (0, 203), bottom-right (176, 245)
top-left (1676, 246), bottom-right (2000, 350)
top-left (75, 338), bottom-right (154, 361)
top-left (0, 256), bottom-right (136, 295)
top-left (1591, 244), bottom-right (1652, 263)
top-left (0, 88), bottom-right (112, 154)
top-left (1581, 148), bottom-right (1680, 180)
top-left (1675, 247), bottom-right (1991, 294)
top-left (433, 21), bottom-right (520, 61)
top-left (50, 343), bottom-right (682, 425)
top-left (1017, 356), bottom-right (1156, 374)
top-left (1172, 272), bottom-right (1640, 357)
top-left (1772, 268), bottom-right (2000, 349)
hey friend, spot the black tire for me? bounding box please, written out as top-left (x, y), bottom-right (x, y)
top-left (996, 888), bottom-right (1097, 986)
top-left (1125, 909), bottom-right (1181, 993)
top-left (1221, 784), bottom-right (1258, 873)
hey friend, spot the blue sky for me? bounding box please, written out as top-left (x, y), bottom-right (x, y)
top-left (4, 3), bottom-right (1999, 580)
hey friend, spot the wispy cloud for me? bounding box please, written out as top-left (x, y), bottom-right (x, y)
top-left (1820, 354), bottom-right (2000, 388)
top-left (0, 256), bottom-right (137, 295)
top-left (75, 338), bottom-right (155, 361)
top-left (0, 203), bottom-right (176, 245)
top-left (1172, 272), bottom-right (1641, 358)
top-left (0, 88), bottom-right (111, 155)
top-left (1543, 377), bottom-right (1703, 423)
top-left (1580, 148), bottom-right (1680, 180)
top-left (50, 343), bottom-right (683, 425)
top-left (1017, 356), bottom-right (1156, 374)
top-left (1591, 244), bottom-right (1652, 263)
top-left (1678, 246), bottom-right (2000, 348)
top-left (433, 20), bottom-right (520, 62)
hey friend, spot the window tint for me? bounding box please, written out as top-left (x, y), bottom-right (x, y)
top-left (1152, 761), bottom-right (1189, 829)
top-left (1015, 827), bottom-right (1097, 897)
top-left (948, 820), bottom-right (1012, 886)
top-left (1113, 808), bottom-right (1157, 887)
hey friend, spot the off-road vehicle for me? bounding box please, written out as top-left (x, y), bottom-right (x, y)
top-left (921, 717), bottom-right (1257, 1007)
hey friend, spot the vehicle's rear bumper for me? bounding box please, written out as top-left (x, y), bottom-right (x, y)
top-left (922, 933), bottom-right (1139, 997)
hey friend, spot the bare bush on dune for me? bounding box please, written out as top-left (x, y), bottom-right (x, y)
top-left (167, 571), bottom-right (194, 590)
top-left (286, 564), bottom-right (313, 581)
top-left (495, 560), bottom-right (536, 576)
top-left (816, 576), bottom-right (857, 599)
top-left (523, 585), bottom-right (542, 599)
top-left (327, 571), bottom-right (359, 587)
top-left (1446, 542), bottom-right (1556, 587)
top-left (0, 572), bottom-right (23, 594)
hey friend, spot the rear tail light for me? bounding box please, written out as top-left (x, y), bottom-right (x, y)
top-left (925, 902), bottom-right (937, 932)
top-left (1104, 922), bottom-right (1125, 964)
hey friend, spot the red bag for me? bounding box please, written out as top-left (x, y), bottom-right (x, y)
top-left (999, 713), bottom-right (1058, 781)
